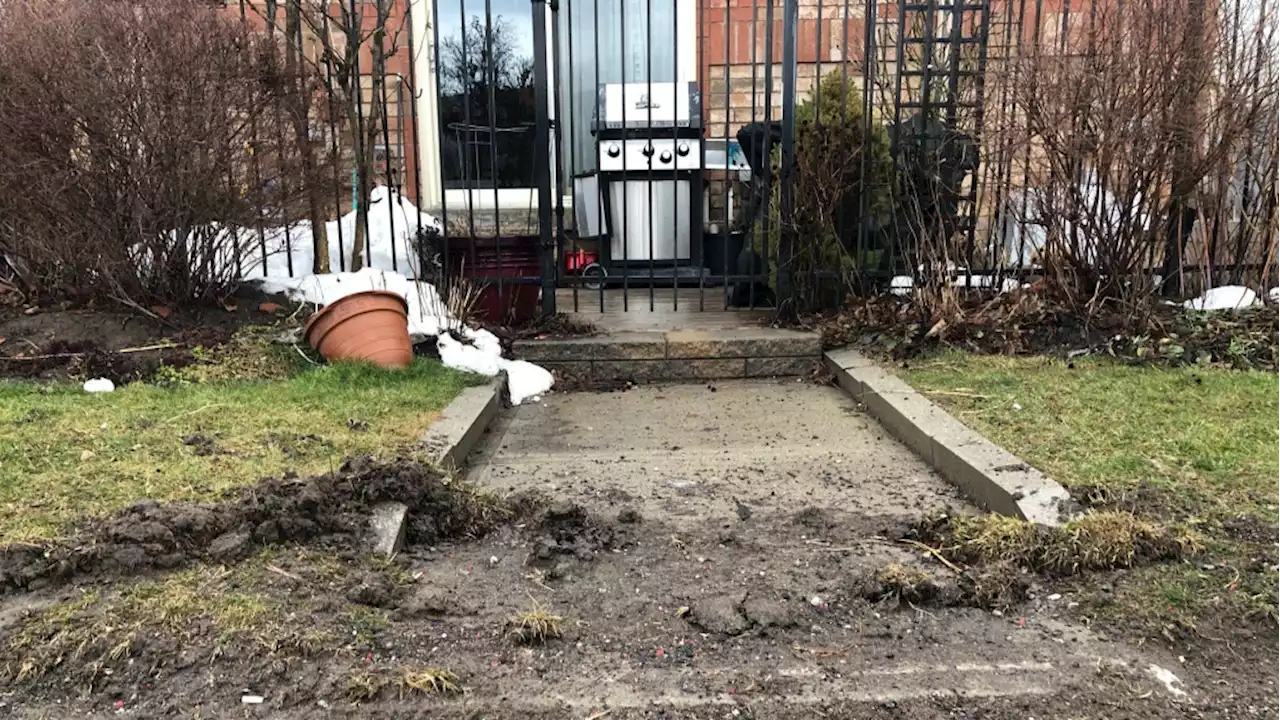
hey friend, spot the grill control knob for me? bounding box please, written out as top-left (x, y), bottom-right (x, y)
top-left (606, 144), bottom-right (621, 157)
top-left (641, 144), bottom-right (655, 157)
top-left (659, 151), bottom-right (673, 164)
top-left (677, 142), bottom-right (690, 156)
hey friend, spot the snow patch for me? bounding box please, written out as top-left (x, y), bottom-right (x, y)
top-left (1146, 664), bottom-right (1186, 698)
top-left (1182, 285), bottom-right (1260, 311)
top-left (239, 186), bottom-right (441, 279)
top-left (237, 188), bottom-right (553, 406)
top-left (83, 378), bottom-right (115, 393)
top-left (887, 273), bottom-right (1021, 296)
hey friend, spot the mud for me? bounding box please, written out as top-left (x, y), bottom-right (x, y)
top-left (0, 285), bottom-right (301, 383)
top-left (0, 457), bottom-right (507, 593)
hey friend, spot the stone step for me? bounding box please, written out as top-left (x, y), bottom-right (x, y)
top-left (513, 327), bottom-right (822, 382)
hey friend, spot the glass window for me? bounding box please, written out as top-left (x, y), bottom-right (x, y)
top-left (435, 0), bottom-right (538, 189)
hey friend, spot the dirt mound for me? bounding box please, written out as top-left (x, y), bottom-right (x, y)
top-left (0, 457), bottom-right (507, 593)
top-left (526, 502), bottom-right (632, 575)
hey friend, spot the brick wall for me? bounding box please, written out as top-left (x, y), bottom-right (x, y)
top-left (699, 0), bottom-right (874, 142)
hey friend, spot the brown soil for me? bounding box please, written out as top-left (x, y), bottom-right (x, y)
top-left (0, 285), bottom-right (305, 384)
top-left (0, 461), bottom-right (1274, 718)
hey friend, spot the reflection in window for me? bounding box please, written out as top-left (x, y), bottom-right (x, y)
top-left (437, 7), bottom-right (537, 189)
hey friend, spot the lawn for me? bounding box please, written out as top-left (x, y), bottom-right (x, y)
top-left (899, 352), bottom-right (1278, 635)
top-left (0, 357), bottom-right (483, 543)
top-left (900, 353), bottom-right (1278, 521)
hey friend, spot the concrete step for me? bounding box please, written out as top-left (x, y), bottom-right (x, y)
top-left (514, 327), bottom-right (822, 382)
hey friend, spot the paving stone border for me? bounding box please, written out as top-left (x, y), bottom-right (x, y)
top-left (514, 328), bottom-right (821, 382)
top-left (420, 376), bottom-right (506, 472)
top-left (370, 376), bottom-right (506, 556)
top-left (824, 348), bottom-right (1073, 526)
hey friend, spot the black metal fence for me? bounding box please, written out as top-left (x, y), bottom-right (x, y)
top-left (231, 0), bottom-right (1277, 318)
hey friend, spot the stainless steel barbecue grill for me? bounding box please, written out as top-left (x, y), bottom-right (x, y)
top-left (591, 81), bottom-right (704, 273)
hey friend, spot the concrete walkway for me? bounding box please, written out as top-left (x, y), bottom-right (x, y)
top-left (467, 379), bottom-right (971, 527)
top-left (458, 380), bottom-right (1184, 715)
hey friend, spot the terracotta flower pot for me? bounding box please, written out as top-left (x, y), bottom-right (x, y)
top-left (304, 290), bottom-right (412, 369)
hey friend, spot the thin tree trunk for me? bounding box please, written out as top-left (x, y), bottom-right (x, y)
top-left (1163, 0), bottom-right (1206, 296)
top-left (285, 2), bottom-right (330, 273)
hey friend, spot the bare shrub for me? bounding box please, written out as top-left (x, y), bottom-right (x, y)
top-left (0, 0), bottom-right (300, 305)
top-left (996, 0), bottom-right (1277, 312)
top-left (758, 68), bottom-right (895, 312)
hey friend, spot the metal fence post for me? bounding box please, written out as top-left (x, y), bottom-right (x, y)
top-left (777, 0), bottom-right (799, 318)
top-left (531, 0), bottom-right (558, 315)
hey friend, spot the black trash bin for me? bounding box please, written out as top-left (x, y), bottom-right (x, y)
top-left (702, 230), bottom-right (745, 282)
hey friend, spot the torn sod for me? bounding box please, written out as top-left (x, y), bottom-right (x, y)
top-left (915, 511), bottom-right (1203, 575)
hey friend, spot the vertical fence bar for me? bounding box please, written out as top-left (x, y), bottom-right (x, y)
top-left (619, 0), bottom-right (630, 312)
top-left (720, 0), bottom-right (731, 309)
top-left (238, 0), bottom-right (270, 277)
top-left (533, 0), bottom-right (557, 314)
top-left (551, 0), bottom-right (568, 312)
top-left (457, 0), bottom-right (479, 287)
top-left (378, 0), bottom-right (398, 273)
top-left (481, 0), bottom-right (505, 311)
top-left (855, 0), bottom-right (875, 290)
top-left (321, 8), bottom-right (348, 273)
top-left (565, 0), bottom-right (580, 312)
top-left (349, 0), bottom-right (373, 268)
top-left (592, 0), bottom-right (604, 312)
top-left (671, 0), bottom-right (681, 312)
top-left (1013, 0), bottom-right (1045, 281)
top-left (645, 0), bottom-right (655, 311)
top-left (405, 0), bottom-right (427, 277)
top-left (777, 0), bottom-right (797, 316)
top-left (756, 0), bottom-right (771, 311)
top-left (962, 0), bottom-right (993, 282)
top-left (262, 1), bottom-right (296, 278)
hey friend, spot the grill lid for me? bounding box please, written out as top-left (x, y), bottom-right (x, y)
top-left (592, 82), bottom-right (703, 132)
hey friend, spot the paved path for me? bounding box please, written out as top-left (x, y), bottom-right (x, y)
top-left (457, 380), bottom-right (1189, 716)
top-left (467, 379), bottom-right (971, 527)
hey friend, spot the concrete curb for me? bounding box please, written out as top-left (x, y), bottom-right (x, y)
top-left (824, 348), bottom-right (1072, 526)
top-left (369, 376), bottom-right (505, 557)
top-left (421, 375), bottom-right (506, 472)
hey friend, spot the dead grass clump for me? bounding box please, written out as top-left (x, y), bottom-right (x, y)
top-left (918, 511), bottom-right (1201, 576)
top-left (346, 668), bottom-right (388, 702)
top-left (945, 514), bottom-right (1044, 566)
top-left (863, 563), bottom-right (944, 606)
top-left (401, 666), bottom-right (463, 696)
top-left (506, 600), bottom-right (564, 644)
top-left (2, 565), bottom-right (283, 685)
top-left (859, 561), bottom-right (1029, 611)
top-left (957, 561), bottom-right (1030, 609)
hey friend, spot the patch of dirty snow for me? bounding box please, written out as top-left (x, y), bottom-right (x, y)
top-left (239, 186), bottom-right (441, 279)
top-left (887, 273), bottom-right (1021, 296)
top-left (1146, 664), bottom-right (1187, 697)
top-left (83, 378), bottom-right (115, 393)
top-left (238, 188), bottom-right (551, 405)
top-left (1182, 285), bottom-right (1260, 311)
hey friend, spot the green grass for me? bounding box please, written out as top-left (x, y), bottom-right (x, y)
top-left (900, 353), bottom-right (1279, 521)
top-left (0, 359), bottom-right (484, 542)
top-left (899, 352), bottom-right (1278, 638)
